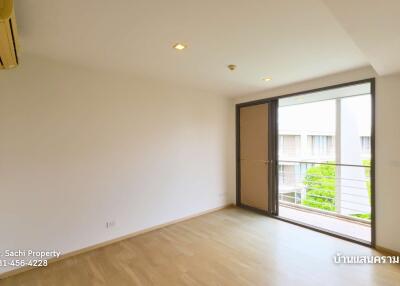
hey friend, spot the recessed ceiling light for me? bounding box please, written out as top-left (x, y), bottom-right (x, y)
top-left (173, 43), bottom-right (187, 50)
top-left (263, 77), bottom-right (272, 82)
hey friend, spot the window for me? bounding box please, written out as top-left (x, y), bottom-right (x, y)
top-left (360, 136), bottom-right (371, 154)
top-left (279, 165), bottom-right (296, 185)
top-left (279, 135), bottom-right (300, 158)
top-left (277, 81), bottom-right (373, 243)
top-left (308, 135), bottom-right (334, 157)
top-left (279, 164), bottom-right (302, 186)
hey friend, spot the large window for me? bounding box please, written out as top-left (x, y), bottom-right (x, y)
top-left (277, 81), bottom-right (373, 243)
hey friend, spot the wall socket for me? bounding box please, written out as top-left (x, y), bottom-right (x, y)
top-left (105, 220), bottom-right (116, 229)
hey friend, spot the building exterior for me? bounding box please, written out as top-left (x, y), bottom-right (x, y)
top-left (278, 95), bottom-right (371, 217)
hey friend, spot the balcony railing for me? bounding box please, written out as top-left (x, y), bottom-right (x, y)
top-left (278, 160), bottom-right (371, 223)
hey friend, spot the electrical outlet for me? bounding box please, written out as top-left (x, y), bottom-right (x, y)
top-left (106, 220), bottom-right (116, 229)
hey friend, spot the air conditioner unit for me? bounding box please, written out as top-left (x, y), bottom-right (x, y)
top-left (0, 0), bottom-right (19, 69)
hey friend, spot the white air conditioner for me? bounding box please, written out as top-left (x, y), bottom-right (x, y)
top-left (0, 0), bottom-right (19, 69)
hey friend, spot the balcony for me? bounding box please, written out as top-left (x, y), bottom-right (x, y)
top-left (278, 160), bottom-right (371, 242)
top-left (279, 202), bottom-right (371, 242)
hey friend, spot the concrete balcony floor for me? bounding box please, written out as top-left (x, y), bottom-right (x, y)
top-left (279, 204), bottom-right (371, 242)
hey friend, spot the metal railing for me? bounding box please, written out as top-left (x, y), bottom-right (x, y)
top-left (278, 160), bottom-right (371, 222)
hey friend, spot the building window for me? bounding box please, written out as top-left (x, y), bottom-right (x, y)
top-left (308, 135), bottom-right (334, 156)
top-left (279, 165), bottom-right (296, 185)
top-left (360, 136), bottom-right (371, 154)
top-left (279, 135), bottom-right (300, 157)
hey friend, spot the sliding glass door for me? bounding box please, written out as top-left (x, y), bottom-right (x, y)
top-left (277, 81), bottom-right (374, 244)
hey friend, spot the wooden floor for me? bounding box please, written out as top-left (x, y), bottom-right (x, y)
top-left (1, 207), bottom-right (400, 286)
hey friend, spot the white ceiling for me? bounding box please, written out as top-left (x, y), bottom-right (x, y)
top-left (322, 0), bottom-right (400, 76)
top-left (13, 0), bottom-right (397, 96)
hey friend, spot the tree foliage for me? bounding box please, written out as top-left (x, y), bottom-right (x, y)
top-left (302, 164), bottom-right (336, 211)
top-left (301, 160), bottom-right (371, 219)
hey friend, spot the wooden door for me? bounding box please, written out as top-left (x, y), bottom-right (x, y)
top-left (239, 103), bottom-right (269, 211)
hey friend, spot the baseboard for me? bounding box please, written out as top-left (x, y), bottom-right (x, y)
top-left (375, 245), bottom-right (400, 257)
top-left (0, 203), bottom-right (233, 280)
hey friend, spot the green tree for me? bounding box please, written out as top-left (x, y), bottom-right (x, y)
top-left (301, 160), bottom-right (371, 220)
top-left (352, 160), bottom-right (371, 220)
top-left (302, 164), bottom-right (336, 211)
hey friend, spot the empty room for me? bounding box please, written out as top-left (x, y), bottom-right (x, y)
top-left (1, 0), bottom-right (400, 285)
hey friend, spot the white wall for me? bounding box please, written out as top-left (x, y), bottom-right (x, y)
top-left (375, 73), bottom-right (400, 252)
top-left (235, 66), bottom-right (400, 252)
top-left (0, 55), bottom-right (235, 274)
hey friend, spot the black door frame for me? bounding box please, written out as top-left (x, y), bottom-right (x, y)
top-left (235, 78), bottom-right (376, 248)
